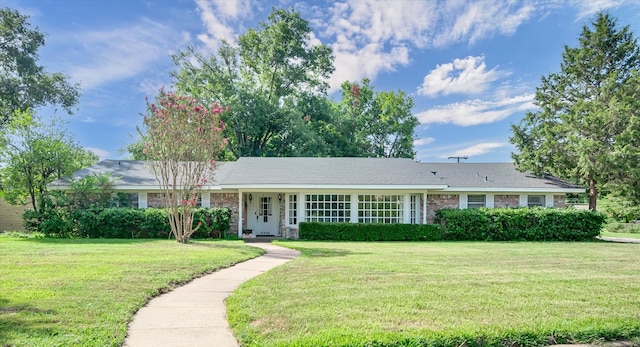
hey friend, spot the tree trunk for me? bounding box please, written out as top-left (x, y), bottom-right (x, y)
top-left (588, 177), bottom-right (597, 211)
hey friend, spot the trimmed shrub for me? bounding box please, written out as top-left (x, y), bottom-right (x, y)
top-left (74, 207), bottom-right (230, 239)
top-left (299, 222), bottom-right (441, 241)
top-left (192, 207), bottom-right (232, 239)
top-left (435, 207), bottom-right (605, 241)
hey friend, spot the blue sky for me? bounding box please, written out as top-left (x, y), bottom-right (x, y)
top-left (6, 0), bottom-right (640, 162)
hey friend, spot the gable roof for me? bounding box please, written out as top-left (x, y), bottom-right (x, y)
top-left (49, 158), bottom-right (585, 193)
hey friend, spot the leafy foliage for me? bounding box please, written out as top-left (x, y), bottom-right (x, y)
top-left (326, 79), bottom-right (418, 158)
top-left (0, 7), bottom-right (80, 129)
top-left (299, 222), bottom-right (441, 241)
top-left (435, 207), bottom-right (605, 241)
top-left (0, 111), bottom-right (98, 230)
top-left (510, 12), bottom-right (640, 210)
top-left (167, 7), bottom-right (419, 159)
top-left (138, 90), bottom-right (227, 243)
top-left (172, 8), bottom-right (334, 158)
top-left (597, 195), bottom-right (640, 222)
top-left (30, 206), bottom-right (231, 239)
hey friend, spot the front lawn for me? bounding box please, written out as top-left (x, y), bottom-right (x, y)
top-left (228, 242), bottom-right (640, 347)
top-left (0, 238), bottom-right (263, 347)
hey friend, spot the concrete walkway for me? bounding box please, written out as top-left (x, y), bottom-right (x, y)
top-left (598, 236), bottom-right (640, 244)
top-left (123, 243), bottom-right (300, 347)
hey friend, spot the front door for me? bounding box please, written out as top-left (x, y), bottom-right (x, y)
top-left (247, 193), bottom-right (280, 236)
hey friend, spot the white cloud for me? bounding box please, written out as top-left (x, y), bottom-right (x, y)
top-left (416, 94), bottom-right (535, 126)
top-left (80, 116), bottom-right (96, 123)
top-left (413, 137), bottom-right (435, 147)
top-left (433, 1), bottom-right (535, 46)
top-left (86, 147), bottom-right (111, 160)
top-left (445, 142), bottom-right (509, 158)
top-left (194, 0), bottom-right (253, 52)
top-left (68, 19), bottom-right (180, 90)
top-left (317, 0), bottom-right (535, 92)
top-left (568, 0), bottom-right (628, 19)
top-left (418, 56), bottom-right (508, 97)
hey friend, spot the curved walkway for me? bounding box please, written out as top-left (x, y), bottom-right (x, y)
top-left (598, 236), bottom-right (640, 244)
top-left (123, 243), bottom-right (300, 347)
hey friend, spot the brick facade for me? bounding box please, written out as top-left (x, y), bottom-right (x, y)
top-left (553, 195), bottom-right (566, 208)
top-left (426, 194), bottom-right (459, 223)
top-left (210, 193), bottom-right (240, 234)
top-left (494, 194), bottom-right (520, 208)
top-left (146, 193), bottom-right (167, 208)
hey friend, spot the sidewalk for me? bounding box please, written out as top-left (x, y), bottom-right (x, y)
top-left (598, 236), bottom-right (640, 244)
top-left (123, 243), bottom-right (300, 347)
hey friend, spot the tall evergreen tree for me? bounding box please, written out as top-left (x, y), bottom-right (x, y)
top-left (510, 12), bottom-right (640, 210)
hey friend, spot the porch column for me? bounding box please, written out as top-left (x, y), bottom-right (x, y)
top-left (403, 194), bottom-right (411, 224)
top-left (422, 192), bottom-right (427, 224)
top-left (350, 194), bottom-right (358, 223)
top-left (237, 191), bottom-right (243, 237)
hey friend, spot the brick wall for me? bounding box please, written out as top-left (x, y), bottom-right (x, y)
top-left (147, 193), bottom-right (168, 208)
top-left (0, 199), bottom-right (27, 232)
top-left (426, 194), bottom-right (459, 223)
top-left (553, 195), bottom-right (566, 208)
top-left (494, 194), bottom-right (520, 208)
top-left (210, 192), bottom-right (239, 234)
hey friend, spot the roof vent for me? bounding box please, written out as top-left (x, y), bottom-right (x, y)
top-left (431, 171), bottom-right (437, 175)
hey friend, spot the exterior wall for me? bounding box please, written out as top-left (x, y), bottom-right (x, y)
top-left (147, 193), bottom-right (166, 208)
top-left (494, 194), bottom-right (520, 208)
top-left (553, 195), bottom-right (566, 208)
top-left (0, 199), bottom-right (27, 232)
top-left (210, 192), bottom-right (240, 234)
top-left (426, 194), bottom-right (459, 223)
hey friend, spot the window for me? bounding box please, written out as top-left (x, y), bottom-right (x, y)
top-left (288, 194), bottom-right (297, 225)
top-left (259, 197), bottom-right (272, 216)
top-left (305, 194), bottom-right (351, 223)
top-left (410, 194), bottom-right (418, 224)
top-left (358, 195), bottom-right (403, 224)
top-left (527, 195), bottom-right (546, 207)
top-left (467, 195), bottom-right (486, 209)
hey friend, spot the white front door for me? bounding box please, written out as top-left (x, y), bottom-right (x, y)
top-left (247, 193), bottom-right (280, 236)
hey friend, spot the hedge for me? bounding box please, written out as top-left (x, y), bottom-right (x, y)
top-left (435, 207), bottom-right (605, 241)
top-left (32, 207), bottom-right (231, 239)
top-left (299, 222), bottom-right (441, 241)
top-left (298, 208), bottom-right (605, 242)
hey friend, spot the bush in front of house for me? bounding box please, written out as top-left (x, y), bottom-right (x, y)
top-left (299, 222), bottom-right (441, 241)
top-left (40, 207), bottom-right (230, 239)
top-left (435, 207), bottom-right (605, 241)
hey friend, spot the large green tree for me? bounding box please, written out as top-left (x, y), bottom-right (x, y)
top-left (510, 12), bottom-right (640, 210)
top-left (0, 7), bottom-right (80, 129)
top-left (0, 110), bottom-right (98, 218)
top-left (172, 7), bottom-right (334, 157)
top-left (327, 79), bottom-right (417, 158)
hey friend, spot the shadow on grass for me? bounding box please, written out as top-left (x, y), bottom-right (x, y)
top-left (0, 298), bottom-right (58, 345)
top-left (297, 247), bottom-right (371, 258)
top-left (12, 238), bottom-right (251, 246)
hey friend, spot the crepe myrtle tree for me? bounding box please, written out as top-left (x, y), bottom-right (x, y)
top-left (139, 89), bottom-right (228, 243)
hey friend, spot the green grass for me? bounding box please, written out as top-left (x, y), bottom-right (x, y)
top-left (601, 231), bottom-right (640, 239)
top-left (0, 238), bottom-right (263, 347)
top-left (227, 241), bottom-right (640, 347)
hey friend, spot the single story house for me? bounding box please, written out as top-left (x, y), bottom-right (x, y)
top-left (50, 157), bottom-right (584, 239)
